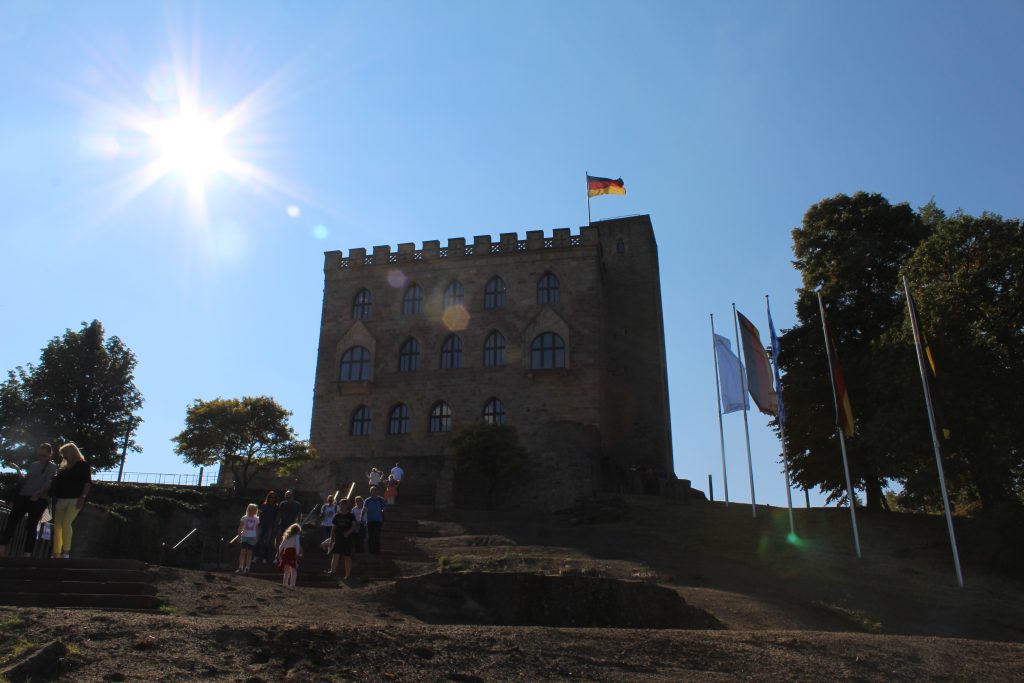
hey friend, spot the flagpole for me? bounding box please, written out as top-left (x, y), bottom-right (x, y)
top-left (732, 303), bottom-right (757, 518)
top-left (903, 277), bottom-right (964, 588)
top-left (585, 172), bottom-right (591, 225)
top-left (710, 314), bottom-right (730, 506)
top-left (766, 295), bottom-right (795, 537)
top-left (817, 291), bottom-right (862, 559)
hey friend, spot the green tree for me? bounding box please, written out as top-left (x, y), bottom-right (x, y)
top-left (896, 209), bottom-right (1024, 513)
top-left (450, 423), bottom-right (528, 510)
top-left (778, 192), bottom-right (929, 510)
top-left (172, 396), bottom-right (315, 493)
top-left (0, 320), bottom-right (143, 471)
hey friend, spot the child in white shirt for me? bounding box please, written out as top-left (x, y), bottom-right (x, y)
top-left (277, 523), bottom-right (303, 588)
top-left (236, 503), bottom-right (260, 573)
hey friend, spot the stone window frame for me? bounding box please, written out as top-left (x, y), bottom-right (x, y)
top-left (429, 401), bottom-right (452, 433)
top-left (616, 237), bottom-right (626, 254)
top-left (482, 330), bottom-right (506, 368)
top-left (350, 405), bottom-right (371, 436)
top-left (530, 332), bottom-right (566, 369)
top-left (483, 276), bottom-right (508, 309)
top-left (443, 280), bottom-right (465, 310)
top-left (398, 337), bottom-right (421, 372)
top-left (536, 272), bottom-right (560, 305)
top-left (440, 334), bottom-right (463, 369)
top-left (482, 397), bottom-right (506, 425)
top-left (388, 403), bottom-right (410, 435)
top-left (402, 284), bottom-right (424, 316)
top-left (352, 288), bottom-right (373, 319)
top-left (339, 346), bottom-right (372, 381)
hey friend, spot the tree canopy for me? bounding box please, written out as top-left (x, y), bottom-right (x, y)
top-left (0, 320), bottom-right (143, 471)
top-left (172, 396), bottom-right (315, 492)
top-left (778, 193), bottom-right (1023, 514)
top-left (450, 422), bottom-right (528, 510)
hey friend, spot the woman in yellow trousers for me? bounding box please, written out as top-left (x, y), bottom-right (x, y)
top-left (49, 443), bottom-right (92, 559)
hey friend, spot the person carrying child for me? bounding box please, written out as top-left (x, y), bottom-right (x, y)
top-left (320, 494), bottom-right (338, 542)
top-left (276, 523), bottom-right (303, 588)
top-left (236, 503), bottom-right (260, 573)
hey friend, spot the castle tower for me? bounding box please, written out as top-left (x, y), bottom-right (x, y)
top-left (307, 215), bottom-right (673, 507)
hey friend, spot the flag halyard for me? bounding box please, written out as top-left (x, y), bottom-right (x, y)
top-left (818, 297), bottom-right (855, 438)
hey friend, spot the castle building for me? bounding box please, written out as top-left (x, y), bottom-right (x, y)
top-left (306, 214), bottom-right (674, 507)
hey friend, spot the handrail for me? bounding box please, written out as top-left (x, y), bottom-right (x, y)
top-left (171, 527), bottom-right (199, 551)
top-left (300, 503), bottom-right (321, 527)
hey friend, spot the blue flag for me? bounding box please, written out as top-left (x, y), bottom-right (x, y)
top-left (767, 302), bottom-right (787, 425)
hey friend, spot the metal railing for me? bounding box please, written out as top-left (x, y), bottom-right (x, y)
top-left (92, 467), bottom-right (220, 487)
top-left (0, 501), bottom-right (53, 559)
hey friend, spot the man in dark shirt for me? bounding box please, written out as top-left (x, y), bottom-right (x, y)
top-left (276, 490), bottom-right (302, 533)
top-left (0, 443), bottom-right (56, 557)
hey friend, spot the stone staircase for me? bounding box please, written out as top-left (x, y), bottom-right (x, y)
top-left (246, 503), bottom-right (435, 587)
top-left (0, 557), bottom-right (161, 610)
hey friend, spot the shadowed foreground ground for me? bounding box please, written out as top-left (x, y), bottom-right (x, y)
top-left (2, 495), bottom-right (1023, 681)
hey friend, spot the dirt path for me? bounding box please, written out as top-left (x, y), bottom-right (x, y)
top-left (3, 602), bottom-right (1023, 682)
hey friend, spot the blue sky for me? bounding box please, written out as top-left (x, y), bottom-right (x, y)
top-left (1, 1), bottom-right (1022, 506)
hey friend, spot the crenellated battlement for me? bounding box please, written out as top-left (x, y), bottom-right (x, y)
top-left (325, 226), bottom-right (598, 270)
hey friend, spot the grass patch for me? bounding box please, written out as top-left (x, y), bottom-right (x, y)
top-left (0, 639), bottom-right (39, 666)
top-left (814, 602), bottom-right (884, 634)
top-left (438, 555), bottom-right (465, 572)
top-left (0, 616), bottom-right (24, 630)
top-left (158, 605), bottom-right (177, 615)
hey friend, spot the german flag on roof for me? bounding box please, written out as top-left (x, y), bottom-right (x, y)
top-left (587, 175), bottom-right (626, 197)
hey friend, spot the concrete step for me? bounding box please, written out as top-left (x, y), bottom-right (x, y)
top-left (0, 592), bottom-right (162, 610)
top-left (0, 557), bottom-right (147, 571)
top-left (0, 568), bottom-right (150, 583)
top-left (0, 580), bottom-right (157, 596)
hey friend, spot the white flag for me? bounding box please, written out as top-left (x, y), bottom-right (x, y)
top-left (715, 334), bottom-right (749, 414)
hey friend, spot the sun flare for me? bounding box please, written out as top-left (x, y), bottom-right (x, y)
top-left (151, 109), bottom-right (230, 184)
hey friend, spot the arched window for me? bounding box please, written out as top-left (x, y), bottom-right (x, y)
top-left (402, 284), bottom-right (423, 316)
top-left (537, 272), bottom-right (560, 305)
top-left (440, 334), bottom-right (462, 369)
top-left (443, 280), bottom-right (464, 310)
top-left (616, 238), bottom-right (626, 254)
top-left (350, 405), bottom-right (371, 436)
top-left (388, 404), bottom-right (410, 435)
top-left (399, 338), bottom-right (420, 372)
top-left (352, 288), bottom-right (372, 319)
top-left (483, 331), bottom-right (506, 367)
top-left (339, 346), bottom-right (372, 381)
top-left (530, 332), bottom-right (566, 369)
top-left (429, 401), bottom-right (452, 433)
top-left (484, 276), bottom-right (507, 309)
top-left (482, 398), bottom-right (506, 425)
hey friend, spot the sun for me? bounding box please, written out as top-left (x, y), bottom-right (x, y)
top-left (151, 108), bottom-right (230, 185)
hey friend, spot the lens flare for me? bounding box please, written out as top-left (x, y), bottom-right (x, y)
top-left (312, 224), bottom-right (329, 240)
top-left (442, 306), bottom-right (471, 331)
top-left (387, 269), bottom-right (407, 288)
